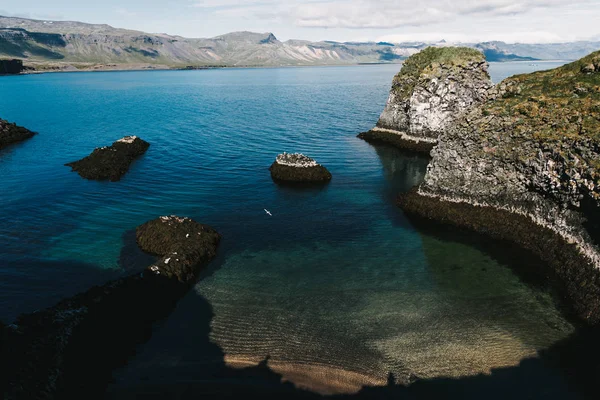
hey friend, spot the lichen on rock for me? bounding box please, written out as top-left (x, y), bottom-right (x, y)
top-left (0, 118), bottom-right (36, 150)
top-left (269, 152), bottom-right (332, 183)
top-left (359, 47), bottom-right (492, 153)
top-left (65, 136), bottom-right (149, 181)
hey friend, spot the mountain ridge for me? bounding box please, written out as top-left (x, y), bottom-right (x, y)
top-left (1, 15), bottom-right (599, 70)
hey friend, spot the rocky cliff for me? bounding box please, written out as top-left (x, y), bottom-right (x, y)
top-left (359, 47), bottom-right (492, 153)
top-left (399, 51), bottom-right (600, 323)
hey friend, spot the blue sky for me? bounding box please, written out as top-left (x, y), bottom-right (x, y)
top-left (0, 0), bottom-right (599, 43)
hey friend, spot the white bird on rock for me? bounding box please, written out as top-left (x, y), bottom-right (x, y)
top-left (264, 209), bottom-right (272, 216)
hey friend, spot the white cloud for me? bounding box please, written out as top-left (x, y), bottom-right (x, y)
top-left (288, 0), bottom-right (594, 29)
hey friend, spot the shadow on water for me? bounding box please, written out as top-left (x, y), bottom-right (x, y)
top-left (106, 141), bottom-right (599, 399)
top-left (105, 287), bottom-right (600, 400)
top-left (0, 258), bottom-right (122, 322)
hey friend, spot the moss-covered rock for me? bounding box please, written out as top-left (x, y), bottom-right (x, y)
top-left (136, 215), bottom-right (221, 283)
top-left (0, 118), bottom-right (36, 150)
top-left (65, 136), bottom-right (149, 181)
top-left (360, 47), bottom-right (492, 153)
top-left (269, 153), bottom-right (332, 183)
top-left (400, 50), bottom-right (600, 325)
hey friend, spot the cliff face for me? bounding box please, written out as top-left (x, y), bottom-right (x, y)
top-left (400, 51), bottom-right (600, 323)
top-left (360, 47), bottom-right (492, 153)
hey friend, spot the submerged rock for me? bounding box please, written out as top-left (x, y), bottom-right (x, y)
top-left (269, 152), bottom-right (332, 183)
top-left (0, 118), bottom-right (36, 150)
top-left (398, 50), bottom-right (600, 324)
top-left (65, 136), bottom-right (149, 181)
top-left (359, 47), bottom-right (492, 154)
top-left (1, 216), bottom-right (220, 399)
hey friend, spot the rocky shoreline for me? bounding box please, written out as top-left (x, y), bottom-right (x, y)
top-left (398, 188), bottom-right (600, 323)
top-left (1, 216), bottom-right (220, 399)
top-left (0, 118), bottom-right (36, 150)
top-left (394, 51), bottom-right (600, 325)
top-left (65, 136), bottom-right (150, 181)
top-left (270, 153), bottom-right (332, 183)
top-left (358, 128), bottom-right (435, 154)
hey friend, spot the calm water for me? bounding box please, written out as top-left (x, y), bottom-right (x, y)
top-left (0, 61), bottom-right (574, 394)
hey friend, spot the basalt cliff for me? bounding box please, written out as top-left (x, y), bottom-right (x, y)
top-left (359, 47), bottom-right (493, 154)
top-left (398, 51), bottom-right (600, 323)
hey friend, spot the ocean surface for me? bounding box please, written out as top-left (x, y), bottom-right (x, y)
top-left (0, 61), bottom-right (577, 395)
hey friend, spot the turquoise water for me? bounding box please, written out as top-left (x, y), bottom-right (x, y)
top-left (0, 61), bottom-right (574, 394)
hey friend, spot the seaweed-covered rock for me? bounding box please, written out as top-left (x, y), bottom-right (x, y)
top-left (399, 50), bottom-right (600, 324)
top-left (65, 136), bottom-right (149, 181)
top-left (359, 47), bottom-right (492, 153)
top-left (136, 215), bottom-right (221, 283)
top-left (0, 118), bottom-right (36, 150)
top-left (1, 216), bottom-right (220, 399)
top-left (269, 153), bottom-right (332, 183)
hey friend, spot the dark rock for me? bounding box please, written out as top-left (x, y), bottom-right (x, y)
top-left (269, 153), bottom-right (332, 183)
top-left (0, 59), bottom-right (24, 75)
top-left (136, 216), bottom-right (221, 283)
top-left (1, 216), bottom-right (220, 399)
top-left (358, 130), bottom-right (434, 155)
top-left (0, 118), bottom-right (36, 150)
top-left (398, 188), bottom-right (600, 325)
top-left (65, 136), bottom-right (149, 181)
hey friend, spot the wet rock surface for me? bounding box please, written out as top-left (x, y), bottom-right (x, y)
top-left (269, 153), bottom-right (332, 183)
top-left (357, 129), bottom-right (435, 155)
top-left (0, 118), bottom-right (36, 150)
top-left (398, 188), bottom-right (600, 324)
top-left (360, 47), bottom-right (492, 152)
top-left (0, 216), bottom-right (220, 399)
top-left (65, 136), bottom-right (149, 181)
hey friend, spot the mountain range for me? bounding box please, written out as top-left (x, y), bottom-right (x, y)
top-left (1, 15), bottom-right (599, 70)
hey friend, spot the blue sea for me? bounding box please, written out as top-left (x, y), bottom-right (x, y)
top-left (0, 61), bottom-right (576, 395)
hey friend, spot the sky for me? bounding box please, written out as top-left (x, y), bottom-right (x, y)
top-left (0, 0), bottom-right (599, 43)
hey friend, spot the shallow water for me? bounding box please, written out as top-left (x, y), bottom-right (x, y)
top-left (0, 61), bottom-right (574, 395)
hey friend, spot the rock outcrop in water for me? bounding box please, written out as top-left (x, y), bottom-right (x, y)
top-left (0, 59), bottom-right (24, 75)
top-left (0, 216), bottom-right (220, 399)
top-left (359, 47), bottom-right (492, 154)
top-left (398, 51), bottom-right (600, 324)
top-left (269, 152), bottom-right (332, 183)
top-left (65, 136), bottom-right (149, 181)
top-left (0, 118), bottom-right (36, 150)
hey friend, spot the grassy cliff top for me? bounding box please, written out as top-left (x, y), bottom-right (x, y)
top-left (392, 47), bottom-right (487, 98)
top-left (482, 50), bottom-right (600, 144)
top-left (398, 46), bottom-right (485, 77)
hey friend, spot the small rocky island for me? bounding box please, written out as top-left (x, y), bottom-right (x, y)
top-left (269, 152), bottom-right (332, 183)
top-left (1, 216), bottom-right (220, 398)
top-left (65, 136), bottom-right (150, 181)
top-left (0, 118), bottom-right (36, 150)
top-left (398, 50), bottom-right (600, 323)
top-left (359, 47), bottom-right (492, 154)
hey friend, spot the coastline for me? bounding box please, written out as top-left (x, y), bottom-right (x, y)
top-left (398, 188), bottom-right (600, 325)
top-left (0, 59), bottom-right (575, 77)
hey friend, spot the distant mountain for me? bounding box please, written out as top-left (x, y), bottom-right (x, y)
top-left (0, 15), bottom-right (599, 69)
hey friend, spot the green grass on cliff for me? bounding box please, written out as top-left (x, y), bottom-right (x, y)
top-left (482, 50), bottom-right (600, 144)
top-left (392, 47), bottom-right (486, 98)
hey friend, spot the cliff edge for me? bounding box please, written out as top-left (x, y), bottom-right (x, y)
top-left (399, 51), bottom-right (600, 323)
top-left (359, 47), bottom-right (492, 153)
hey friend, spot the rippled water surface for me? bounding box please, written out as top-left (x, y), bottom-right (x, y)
top-left (0, 61), bottom-right (574, 395)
